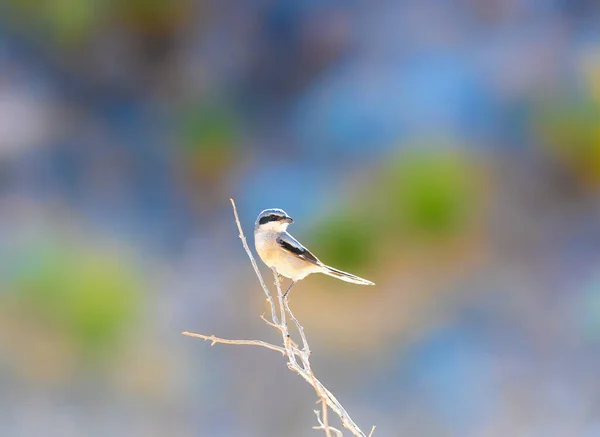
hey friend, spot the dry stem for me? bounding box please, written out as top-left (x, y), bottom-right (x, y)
top-left (181, 332), bottom-right (285, 355)
top-left (182, 198), bottom-right (373, 437)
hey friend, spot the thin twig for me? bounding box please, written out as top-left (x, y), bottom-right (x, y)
top-left (322, 398), bottom-right (334, 437)
top-left (230, 198), bottom-right (279, 326)
top-left (273, 269), bottom-right (301, 369)
top-left (291, 362), bottom-right (366, 436)
top-left (259, 314), bottom-right (304, 357)
top-left (314, 408), bottom-right (343, 437)
top-left (272, 268), bottom-right (287, 328)
top-left (283, 296), bottom-right (311, 357)
top-left (181, 332), bottom-right (286, 355)
top-left (259, 314), bottom-right (278, 329)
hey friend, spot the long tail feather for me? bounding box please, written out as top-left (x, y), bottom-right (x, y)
top-left (321, 265), bottom-right (374, 285)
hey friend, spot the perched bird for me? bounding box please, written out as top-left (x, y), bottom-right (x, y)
top-left (254, 208), bottom-right (374, 297)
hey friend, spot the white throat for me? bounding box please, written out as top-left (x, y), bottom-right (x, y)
top-left (256, 222), bottom-right (290, 233)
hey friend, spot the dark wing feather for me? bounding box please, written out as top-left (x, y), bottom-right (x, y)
top-left (276, 234), bottom-right (321, 265)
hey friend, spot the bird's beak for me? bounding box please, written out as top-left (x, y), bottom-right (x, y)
top-left (284, 216), bottom-right (294, 223)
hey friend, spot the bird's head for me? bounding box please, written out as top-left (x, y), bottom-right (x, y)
top-left (255, 208), bottom-right (294, 232)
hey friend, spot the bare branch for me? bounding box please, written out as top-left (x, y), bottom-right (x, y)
top-left (289, 360), bottom-right (367, 436)
top-left (230, 198), bottom-right (279, 326)
top-left (181, 332), bottom-right (285, 355)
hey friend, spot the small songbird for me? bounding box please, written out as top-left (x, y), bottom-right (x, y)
top-left (254, 208), bottom-right (374, 297)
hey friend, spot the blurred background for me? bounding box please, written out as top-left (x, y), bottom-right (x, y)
top-left (0, 0), bottom-right (599, 436)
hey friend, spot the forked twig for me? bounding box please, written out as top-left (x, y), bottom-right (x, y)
top-left (314, 404), bottom-right (343, 437)
top-left (182, 198), bottom-right (374, 437)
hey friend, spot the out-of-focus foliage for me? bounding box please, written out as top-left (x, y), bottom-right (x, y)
top-left (309, 148), bottom-right (481, 270)
top-left (5, 0), bottom-right (111, 45)
top-left (384, 149), bottom-right (478, 238)
top-left (5, 0), bottom-right (191, 46)
top-left (8, 236), bottom-right (142, 355)
top-left (178, 99), bottom-right (240, 183)
top-left (534, 95), bottom-right (600, 188)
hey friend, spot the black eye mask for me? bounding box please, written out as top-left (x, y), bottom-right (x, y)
top-left (259, 214), bottom-right (282, 225)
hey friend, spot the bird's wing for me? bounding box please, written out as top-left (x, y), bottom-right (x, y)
top-left (276, 233), bottom-right (321, 265)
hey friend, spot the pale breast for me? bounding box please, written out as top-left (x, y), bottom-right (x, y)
top-left (254, 231), bottom-right (280, 268)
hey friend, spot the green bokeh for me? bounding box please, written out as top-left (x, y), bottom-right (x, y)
top-left (11, 239), bottom-right (143, 355)
top-left (533, 95), bottom-right (600, 184)
top-left (305, 148), bottom-right (478, 271)
top-left (385, 150), bottom-right (477, 238)
top-left (5, 0), bottom-right (112, 46)
top-left (180, 100), bottom-right (238, 153)
top-left (178, 99), bottom-right (240, 181)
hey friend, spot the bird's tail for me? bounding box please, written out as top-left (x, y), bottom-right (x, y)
top-left (321, 265), bottom-right (374, 286)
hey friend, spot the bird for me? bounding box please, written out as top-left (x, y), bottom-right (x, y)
top-left (254, 208), bottom-right (374, 298)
